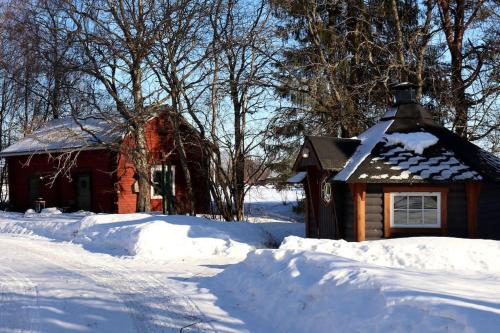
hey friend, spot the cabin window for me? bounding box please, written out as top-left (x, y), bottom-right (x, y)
top-left (321, 180), bottom-right (332, 203)
top-left (151, 165), bottom-right (175, 199)
top-left (390, 192), bottom-right (441, 228)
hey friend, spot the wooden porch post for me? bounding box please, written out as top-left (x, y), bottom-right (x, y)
top-left (303, 179), bottom-right (310, 238)
top-left (352, 183), bottom-right (367, 242)
top-left (466, 182), bottom-right (481, 238)
top-left (306, 174), bottom-right (319, 238)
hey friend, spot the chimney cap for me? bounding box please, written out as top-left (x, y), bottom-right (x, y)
top-left (389, 81), bottom-right (419, 90)
top-left (389, 81), bottom-right (419, 105)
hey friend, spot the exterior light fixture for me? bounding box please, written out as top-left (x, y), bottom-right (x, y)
top-left (302, 147), bottom-right (310, 159)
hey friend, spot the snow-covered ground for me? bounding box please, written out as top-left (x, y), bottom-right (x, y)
top-left (0, 186), bottom-right (499, 332)
top-left (0, 186), bottom-right (304, 332)
top-left (210, 236), bottom-right (500, 333)
top-left (244, 185), bottom-right (304, 223)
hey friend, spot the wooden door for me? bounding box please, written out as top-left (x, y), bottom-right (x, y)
top-left (76, 174), bottom-right (92, 211)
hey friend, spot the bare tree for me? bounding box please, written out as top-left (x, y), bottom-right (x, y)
top-left (437, 0), bottom-right (499, 139)
top-left (65, 0), bottom-right (171, 211)
top-left (149, 0), bottom-right (211, 215)
top-left (208, 0), bottom-right (277, 220)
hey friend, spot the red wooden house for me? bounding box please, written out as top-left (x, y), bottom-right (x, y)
top-left (0, 111), bottom-right (210, 214)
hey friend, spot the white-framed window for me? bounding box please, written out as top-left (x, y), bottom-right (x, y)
top-left (390, 192), bottom-right (441, 228)
top-left (151, 165), bottom-right (175, 199)
top-left (321, 180), bottom-right (332, 203)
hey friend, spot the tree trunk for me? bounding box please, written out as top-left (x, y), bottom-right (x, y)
top-left (135, 126), bottom-right (151, 212)
top-left (232, 89), bottom-right (245, 221)
top-left (438, 0), bottom-right (468, 138)
top-left (234, 151), bottom-right (245, 221)
top-left (451, 56), bottom-right (468, 138)
top-left (173, 116), bottom-right (196, 215)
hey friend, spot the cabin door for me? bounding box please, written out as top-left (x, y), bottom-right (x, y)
top-left (76, 174), bottom-right (92, 211)
top-left (29, 176), bottom-right (41, 205)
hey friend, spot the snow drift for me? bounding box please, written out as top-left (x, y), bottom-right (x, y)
top-left (280, 236), bottom-right (500, 274)
top-left (0, 210), bottom-right (303, 260)
top-left (74, 214), bottom-right (275, 259)
top-left (210, 238), bottom-right (500, 333)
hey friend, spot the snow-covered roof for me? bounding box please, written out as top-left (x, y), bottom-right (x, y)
top-left (384, 132), bottom-right (438, 155)
top-left (353, 133), bottom-right (482, 182)
top-left (324, 102), bottom-right (500, 183)
top-left (0, 117), bottom-right (123, 157)
top-left (333, 119), bottom-right (394, 181)
top-left (287, 171), bottom-right (306, 183)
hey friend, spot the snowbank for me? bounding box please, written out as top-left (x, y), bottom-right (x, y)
top-left (1, 211), bottom-right (302, 260)
top-left (74, 214), bottom-right (275, 259)
top-left (0, 211), bottom-right (83, 240)
top-left (280, 236), bottom-right (500, 274)
top-left (0, 185), bottom-right (305, 260)
top-left (210, 244), bottom-right (500, 333)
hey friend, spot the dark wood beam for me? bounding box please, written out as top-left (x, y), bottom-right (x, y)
top-left (466, 182), bottom-right (481, 238)
top-left (351, 183), bottom-right (367, 242)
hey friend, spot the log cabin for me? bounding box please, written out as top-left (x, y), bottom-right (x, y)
top-left (0, 110), bottom-right (210, 214)
top-left (290, 83), bottom-right (500, 241)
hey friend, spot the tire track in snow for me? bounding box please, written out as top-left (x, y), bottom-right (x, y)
top-left (2, 237), bottom-right (215, 333)
top-left (0, 265), bottom-right (40, 333)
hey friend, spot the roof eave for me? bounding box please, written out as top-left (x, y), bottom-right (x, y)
top-left (0, 145), bottom-right (110, 158)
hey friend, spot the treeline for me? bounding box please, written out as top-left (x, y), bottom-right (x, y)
top-left (0, 0), bottom-right (498, 218)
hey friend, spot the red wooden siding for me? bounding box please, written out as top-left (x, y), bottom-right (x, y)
top-left (6, 113), bottom-right (210, 214)
top-left (115, 114), bottom-right (210, 214)
top-left (7, 149), bottom-right (116, 212)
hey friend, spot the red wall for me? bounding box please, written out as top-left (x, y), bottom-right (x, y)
top-left (7, 113), bottom-right (210, 214)
top-left (115, 114), bottom-right (210, 214)
top-left (7, 149), bottom-right (116, 212)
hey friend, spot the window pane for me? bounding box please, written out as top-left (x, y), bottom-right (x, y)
top-left (408, 196), bottom-right (423, 209)
top-left (394, 210), bottom-right (407, 225)
top-left (423, 210), bottom-right (438, 224)
top-left (408, 210), bottom-right (422, 224)
top-left (394, 196), bottom-right (407, 209)
top-left (424, 196), bottom-right (438, 209)
top-left (153, 171), bottom-right (162, 196)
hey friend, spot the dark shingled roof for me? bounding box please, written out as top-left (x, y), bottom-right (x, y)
top-left (330, 102), bottom-right (500, 183)
top-left (293, 136), bottom-right (360, 172)
top-left (349, 136), bottom-right (482, 182)
top-left (307, 136), bottom-right (360, 171)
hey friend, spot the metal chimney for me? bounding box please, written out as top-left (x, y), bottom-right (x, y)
top-left (390, 82), bottom-right (418, 106)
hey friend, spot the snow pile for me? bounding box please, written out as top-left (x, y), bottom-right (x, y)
top-left (385, 132), bottom-right (438, 154)
top-left (281, 236), bottom-right (500, 274)
top-left (210, 238), bottom-right (500, 333)
top-left (40, 207), bottom-right (63, 216)
top-left (0, 211), bottom-right (81, 240)
top-left (1, 199), bottom-right (304, 261)
top-left (24, 209), bottom-right (37, 216)
top-left (74, 214), bottom-right (275, 259)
